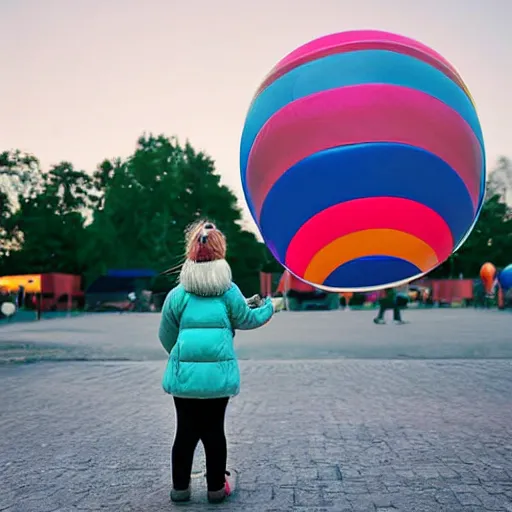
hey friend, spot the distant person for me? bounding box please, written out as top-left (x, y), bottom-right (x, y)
top-left (0, 286), bottom-right (9, 302)
top-left (34, 293), bottom-right (42, 320)
top-left (16, 285), bottom-right (25, 309)
top-left (158, 220), bottom-right (274, 504)
top-left (373, 287), bottom-right (407, 325)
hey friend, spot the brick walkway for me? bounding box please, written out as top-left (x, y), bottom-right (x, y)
top-left (2, 357), bottom-right (512, 511)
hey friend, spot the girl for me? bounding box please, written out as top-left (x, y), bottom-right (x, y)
top-left (158, 220), bottom-right (274, 504)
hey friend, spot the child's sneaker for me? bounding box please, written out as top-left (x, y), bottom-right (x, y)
top-left (207, 470), bottom-right (238, 504)
top-left (373, 318), bottom-right (385, 325)
top-left (170, 486), bottom-right (191, 502)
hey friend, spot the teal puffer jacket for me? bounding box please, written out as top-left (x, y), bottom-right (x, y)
top-left (158, 283), bottom-right (274, 399)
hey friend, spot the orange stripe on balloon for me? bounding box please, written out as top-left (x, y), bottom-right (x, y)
top-left (303, 229), bottom-right (439, 285)
top-left (285, 197), bottom-right (453, 278)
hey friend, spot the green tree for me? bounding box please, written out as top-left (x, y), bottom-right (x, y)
top-left (1, 160), bottom-right (93, 275)
top-left (431, 157), bottom-right (512, 278)
top-left (0, 150), bottom-right (42, 268)
top-left (84, 134), bottom-right (265, 294)
top-left (261, 245), bottom-right (283, 273)
top-left (448, 195), bottom-right (511, 277)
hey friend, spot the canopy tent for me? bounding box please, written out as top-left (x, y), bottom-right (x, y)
top-left (0, 274), bottom-right (41, 293)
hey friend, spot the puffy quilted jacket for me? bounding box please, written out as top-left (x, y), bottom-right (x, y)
top-left (158, 283), bottom-right (274, 398)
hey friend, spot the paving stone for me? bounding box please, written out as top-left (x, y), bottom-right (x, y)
top-left (1, 310), bottom-right (512, 510)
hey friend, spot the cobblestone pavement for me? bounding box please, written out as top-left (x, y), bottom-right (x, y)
top-left (2, 358), bottom-right (512, 511)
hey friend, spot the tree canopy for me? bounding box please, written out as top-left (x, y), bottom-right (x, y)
top-left (0, 137), bottom-right (511, 294)
top-left (0, 135), bottom-right (271, 295)
top-left (430, 157), bottom-right (512, 278)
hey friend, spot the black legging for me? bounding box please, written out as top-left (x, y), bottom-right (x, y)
top-left (376, 298), bottom-right (403, 321)
top-left (172, 397), bottom-right (229, 492)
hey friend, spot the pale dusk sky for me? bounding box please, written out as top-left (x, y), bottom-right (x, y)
top-left (0, 0), bottom-right (510, 230)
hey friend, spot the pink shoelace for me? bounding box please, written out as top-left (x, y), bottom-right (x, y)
top-left (224, 471), bottom-right (232, 495)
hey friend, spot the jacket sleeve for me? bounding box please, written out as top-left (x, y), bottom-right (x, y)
top-left (158, 289), bottom-right (179, 354)
top-left (225, 284), bottom-right (274, 331)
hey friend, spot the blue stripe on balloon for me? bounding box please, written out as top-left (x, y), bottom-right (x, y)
top-left (259, 142), bottom-right (475, 261)
top-left (324, 256), bottom-right (422, 289)
top-left (240, 49), bottom-right (484, 193)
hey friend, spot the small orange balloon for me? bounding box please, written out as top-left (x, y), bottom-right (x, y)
top-left (480, 262), bottom-right (496, 294)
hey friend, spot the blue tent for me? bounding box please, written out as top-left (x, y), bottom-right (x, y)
top-left (106, 269), bottom-right (157, 278)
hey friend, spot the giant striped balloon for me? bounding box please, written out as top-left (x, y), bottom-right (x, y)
top-left (240, 30), bottom-right (485, 292)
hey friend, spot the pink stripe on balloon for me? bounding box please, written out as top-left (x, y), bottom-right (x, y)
top-left (255, 30), bottom-right (468, 100)
top-left (247, 84), bottom-right (482, 220)
top-left (277, 30), bottom-right (455, 73)
top-left (285, 197), bottom-right (454, 278)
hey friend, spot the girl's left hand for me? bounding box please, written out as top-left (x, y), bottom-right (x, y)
top-left (246, 294), bottom-right (264, 309)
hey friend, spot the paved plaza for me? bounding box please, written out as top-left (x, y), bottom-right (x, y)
top-left (1, 308), bottom-right (512, 363)
top-left (1, 309), bottom-right (512, 511)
